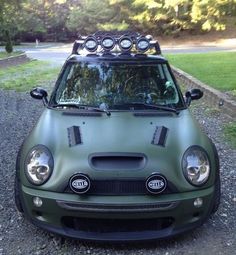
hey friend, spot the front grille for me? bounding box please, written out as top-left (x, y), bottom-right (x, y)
top-left (63, 179), bottom-right (178, 195)
top-left (62, 216), bottom-right (174, 233)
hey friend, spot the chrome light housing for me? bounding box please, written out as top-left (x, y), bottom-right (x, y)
top-left (25, 145), bottom-right (54, 185)
top-left (136, 37), bottom-right (150, 52)
top-left (101, 36), bottom-right (115, 50)
top-left (118, 36), bottom-right (133, 51)
top-left (182, 146), bottom-right (210, 186)
top-left (84, 36), bottom-right (98, 52)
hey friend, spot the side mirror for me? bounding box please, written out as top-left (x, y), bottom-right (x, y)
top-left (30, 87), bottom-right (48, 105)
top-left (185, 88), bottom-right (203, 106)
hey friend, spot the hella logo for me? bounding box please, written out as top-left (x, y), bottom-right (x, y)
top-left (69, 174), bottom-right (90, 194)
top-left (72, 179), bottom-right (88, 189)
top-left (146, 174), bottom-right (167, 194)
top-left (148, 180), bottom-right (165, 189)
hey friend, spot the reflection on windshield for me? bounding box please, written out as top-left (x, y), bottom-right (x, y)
top-left (55, 62), bottom-right (182, 110)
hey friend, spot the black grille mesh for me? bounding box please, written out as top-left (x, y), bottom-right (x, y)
top-left (64, 179), bottom-right (178, 195)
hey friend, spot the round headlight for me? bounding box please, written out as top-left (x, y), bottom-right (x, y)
top-left (25, 145), bottom-right (54, 185)
top-left (84, 36), bottom-right (98, 52)
top-left (182, 146), bottom-right (210, 186)
top-left (136, 37), bottom-right (150, 52)
top-left (118, 36), bottom-right (132, 51)
top-left (101, 36), bottom-right (115, 50)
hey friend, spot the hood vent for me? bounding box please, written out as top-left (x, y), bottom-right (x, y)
top-left (152, 126), bottom-right (168, 147)
top-left (67, 126), bottom-right (82, 147)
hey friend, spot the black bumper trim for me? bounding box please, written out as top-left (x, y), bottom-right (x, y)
top-left (56, 200), bottom-right (179, 213)
top-left (29, 216), bottom-right (207, 242)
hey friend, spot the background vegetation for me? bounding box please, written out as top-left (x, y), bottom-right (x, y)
top-left (1, 0), bottom-right (236, 46)
top-left (167, 52), bottom-right (236, 93)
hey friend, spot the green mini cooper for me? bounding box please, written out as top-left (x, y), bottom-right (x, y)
top-left (15, 31), bottom-right (220, 241)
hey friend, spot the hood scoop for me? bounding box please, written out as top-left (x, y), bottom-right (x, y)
top-left (152, 126), bottom-right (168, 147)
top-left (67, 126), bottom-right (82, 147)
top-left (89, 153), bottom-right (147, 171)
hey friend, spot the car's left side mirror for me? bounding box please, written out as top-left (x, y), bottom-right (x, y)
top-left (30, 87), bottom-right (48, 105)
top-left (185, 88), bottom-right (203, 106)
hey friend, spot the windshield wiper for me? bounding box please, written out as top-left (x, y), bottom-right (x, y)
top-left (51, 103), bottom-right (111, 116)
top-left (113, 102), bottom-right (179, 114)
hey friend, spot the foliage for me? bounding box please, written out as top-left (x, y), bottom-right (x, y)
top-left (166, 52), bottom-right (236, 92)
top-left (1, 0), bottom-right (236, 44)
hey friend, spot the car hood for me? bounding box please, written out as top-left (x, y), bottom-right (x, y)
top-left (21, 108), bottom-right (215, 191)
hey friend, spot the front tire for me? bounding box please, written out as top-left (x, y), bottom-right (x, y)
top-left (14, 175), bottom-right (23, 213)
top-left (211, 175), bottom-right (221, 214)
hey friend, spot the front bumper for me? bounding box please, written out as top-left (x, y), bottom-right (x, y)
top-left (21, 185), bottom-right (215, 241)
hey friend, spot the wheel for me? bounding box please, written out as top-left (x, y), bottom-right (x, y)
top-left (211, 175), bottom-right (221, 214)
top-left (14, 175), bottom-right (24, 213)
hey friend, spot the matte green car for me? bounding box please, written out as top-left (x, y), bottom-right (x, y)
top-left (14, 31), bottom-right (220, 241)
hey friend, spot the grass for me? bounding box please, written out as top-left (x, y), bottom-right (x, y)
top-left (223, 122), bottom-right (236, 148)
top-left (0, 60), bottom-right (61, 92)
top-left (0, 51), bottom-right (24, 59)
top-left (166, 52), bottom-right (236, 92)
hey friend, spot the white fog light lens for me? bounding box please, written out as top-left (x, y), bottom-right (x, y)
top-left (101, 37), bottom-right (115, 50)
top-left (33, 197), bottom-right (43, 207)
top-left (25, 145), bottom-right (54, 185)
top-left (136, 38), bottom-right (150, 52)
top-left (194, 198), bottom-right (203, 208)
top-left (182, 146), bottom-right (210, 186)
top-left (85, 37), bottom-right (98, 51)
top-left (119, 36), bottom-right (132, 51)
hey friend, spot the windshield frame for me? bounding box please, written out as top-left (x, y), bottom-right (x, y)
top-left (49, 56), bottom-right (187, 111)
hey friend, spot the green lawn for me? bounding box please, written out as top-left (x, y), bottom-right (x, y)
top-left (0, 51), bottom-right (24, 59)
top-left (223, 122), bottom-right (236, 149)
top-left (166, 52), bottom-right (236, 93)
top-left (0, 60), bottom-right (61, 92)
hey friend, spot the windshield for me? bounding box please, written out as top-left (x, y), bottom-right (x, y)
top-left (53, 61), bottom-right (184, 110)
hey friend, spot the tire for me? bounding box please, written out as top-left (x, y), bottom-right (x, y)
top-left (211, 175), bottom-right (221, 214)
top-left (14, 175), bottom-right (24, 213)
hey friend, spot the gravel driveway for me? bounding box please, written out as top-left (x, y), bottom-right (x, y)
top-left (0, 90), bottom-right (235, 255)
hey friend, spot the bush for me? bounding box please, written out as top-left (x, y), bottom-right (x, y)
top-left (5, 30), bottom-right (13, 53)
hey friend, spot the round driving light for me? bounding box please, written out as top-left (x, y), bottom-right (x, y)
top-left (194, 197), bottom-right (203, 208)
top-left (33, 197), bottom-right (43, 207)
top-left (136, 37), bottom-right (150, 52)
top-left (182, 146), bottom-right (210, 186)
top-left (69, 174), bottom-right (91, 194)
top-left (84, 36), bottom-right (98, 52)
top-left (118, 36), bottom-right (132, 51)
top-left (145, 174), bottom-right (167, 194)
top-left (101, 36), bottom-right (115, 50)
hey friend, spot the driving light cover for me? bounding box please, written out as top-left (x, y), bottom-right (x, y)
top-left (118, 36), bottom-right (133, 51)
top-left (25, 145), bottom-right (54, 185)
top-left (136, 37), bottom-right (150, 52)
top-left (84, 36), bottom-right (98, 52)
top-left (182, 146), bottom-right (210, 186)
top-left (101, 36), bottom-right (115, 50)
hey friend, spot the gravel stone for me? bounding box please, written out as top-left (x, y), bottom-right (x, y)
top-left (0, 90), bottom-right (235, 254)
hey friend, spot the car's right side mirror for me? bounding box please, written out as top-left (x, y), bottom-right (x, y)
top-left (185, 88), bottom-right (203, 106)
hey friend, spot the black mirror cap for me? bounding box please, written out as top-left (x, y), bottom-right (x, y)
top-left (30, 87), bottom-right (48, 100)
top-left (185, 89), bottom-right (203, 100)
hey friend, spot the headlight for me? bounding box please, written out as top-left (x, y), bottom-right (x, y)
top-left (25, 145), bottom-right (54, 185)
top-left (182, 146), bottom-right (210, 186)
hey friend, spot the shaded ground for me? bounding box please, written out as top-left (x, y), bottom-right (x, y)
top-left (0, 90), bottom-right (235, 255)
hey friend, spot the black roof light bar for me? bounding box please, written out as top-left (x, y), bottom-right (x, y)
top-left (72, 31), bottom-right (161, 55)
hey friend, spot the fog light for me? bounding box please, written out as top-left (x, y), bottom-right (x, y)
top-left (33, 197), bottom-right (43, 207)
top-left (194, 197), bottom-right (203, 208)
